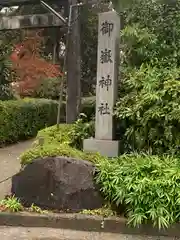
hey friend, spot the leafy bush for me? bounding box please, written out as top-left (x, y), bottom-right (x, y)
top-left (119, 0), bottom-right (180, 68)
top-left (96, 153), bottom-right (180, 229)
top-left (30, 96), bottom-right (95, 124)
top-left (115, 66), bottom-right (180, 154)
top-left (80, 97), bottom-right (95, 120)
top-left (69, 113), bottom-right (95, 149)
top-left (37, 124), bottom-right (73, 145)
top-left (81, 6), bottom-right (98, 96)
top-left (33, 77), bottom-right (64, 100)
top-left (0, 42), bottom-right (14, 100)
top-left (0, 98), bottom-right (58, 145)
top-left (114, 0), bottom-right (180, 153)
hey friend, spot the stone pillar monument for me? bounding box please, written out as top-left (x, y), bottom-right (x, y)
top-left (83, 11), bottom-right (120, 157)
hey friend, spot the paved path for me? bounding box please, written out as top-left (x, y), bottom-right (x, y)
top-left (0, 140), bottom-right (34, 199)
top-left (0, 226), bottom-right (178, 240)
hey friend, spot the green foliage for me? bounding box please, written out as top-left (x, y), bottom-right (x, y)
top-left (0, 196), bottom-right (48, 213)
top-left (0, 98), bottom-right (58, 145)
top-left (0, 196), bottom-right (23, 212)
top-left (32, 77), bottom-right (63, 100)
top-left (37, 124), bottom-right (73, 145)
top-left (111, 0), bottom-right (134, 11)
top-left (96, 153), bottom-right (180, 229)
top-left (70, 113), bottom-right (95, 150)
top-left (80, 97), bottom-right (95, 120)
top-left (20, 97), bottom-right (96, 164)
top-left (20, 123), bottom-right (101, 165)
top-left (80, 6), bottom-right (98, 96)
top-left (115, 0), bottom-right (180, 153)
top-left (120, 0), bottom-right (180, 68)
top-left (0, 41), bottom-right (14, 100)
top-left (29, 203), bottom-right (48, 214)
top-left (115, 65), bottom-right (180, 154)
top-left (21, 143), bottom-right (84, 165)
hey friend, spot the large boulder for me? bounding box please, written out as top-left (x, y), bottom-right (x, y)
top-left (11, 157), bottom-right (103, 211)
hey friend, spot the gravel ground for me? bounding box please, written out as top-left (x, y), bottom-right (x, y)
top-left (0, 226), bottom-right (178, 240)
top-left (0, 140), bottom-right (34, 199)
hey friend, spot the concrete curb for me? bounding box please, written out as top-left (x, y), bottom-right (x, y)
top-left (0, 212), bottom-right (179, 237)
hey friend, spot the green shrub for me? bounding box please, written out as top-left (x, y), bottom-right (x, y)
top-left (115, 65), bottom-right (180, 154)
top-left (35, 96), bottom-right (95, 124)
top-left (0, 98), bottom-right (58, 145)
top-left (69, 113), bottom-right (95, 150)
top-left (37, 124), bottom-right (73, 145)
top-left (20, 123), bottom-right (101, 165)
top-left (96, 153), bottom-right (180, 229)
top-left (0, 67), bottom-right (15, 100)
top-left (118, 0), bottom-right (180, 68)
top-left (33, 77), bottom-right (64, 100)
top-left (80, 96), bottom-right (95, 120)
top-left (113, 0), bottom-right (180, 153)
top-left (0, 48), bottom-right (14, 101)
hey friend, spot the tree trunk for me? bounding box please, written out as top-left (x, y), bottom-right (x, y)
top-left (66, 0), bottom-right (81, 123)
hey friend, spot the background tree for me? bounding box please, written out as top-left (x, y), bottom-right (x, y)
top-left (0, 26), bottom-right (21, 100)
top-left (10, 31), bottom-right (63, 96)
top-left (80, 2), bottom-right (111, 96)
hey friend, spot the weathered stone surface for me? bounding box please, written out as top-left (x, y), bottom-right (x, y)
top-left (83, 138), bottom-right (119, 157)
top-left (83, 11), bottom-right (120, 157)
top-left (95, 11), bottom-right (120, 140)
top-left (11, 157), bottom-right (103, 211)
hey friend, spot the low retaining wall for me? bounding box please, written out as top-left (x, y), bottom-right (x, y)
top-left (0, 212), bottom-right (179, 238)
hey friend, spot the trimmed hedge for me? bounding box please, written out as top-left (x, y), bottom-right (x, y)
top-left (0, 96), bottom-right (95, 147)
top-left (0, 98), bottom-right (58, 146)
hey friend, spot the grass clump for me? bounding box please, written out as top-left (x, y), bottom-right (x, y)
top-left (0, 195), bottom-right (48, 214)
top-left (0, 196), bottom-right (23, 212)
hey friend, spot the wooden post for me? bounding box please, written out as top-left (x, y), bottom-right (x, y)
top-left (66, 0), bottom-right (81, 123)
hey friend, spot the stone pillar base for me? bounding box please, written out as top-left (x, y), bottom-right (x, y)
top-left (83, 138), bottom-right (120, 158)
